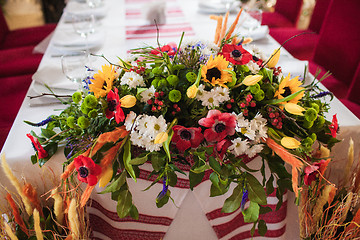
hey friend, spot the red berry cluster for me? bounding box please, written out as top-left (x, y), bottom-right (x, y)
top-left (129, 65), bottom-right (146, 74)
top-left (147, 91), bottom-right (165, 112)
top-left (238, 94), bottom-right (256, 116)
top-left (171, 104), bottom-right (181, 116)
top-left (226, 98), bottom-right (235, 110)
top-left (267, 107), bottom-right (285, 129)
top-left (273, 66), bottom-right (282, 76)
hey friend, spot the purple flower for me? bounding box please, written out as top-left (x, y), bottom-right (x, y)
top-left (156, 177), bottom-right (168, 201)
top-left (240, 190), bottom-right (248, 211)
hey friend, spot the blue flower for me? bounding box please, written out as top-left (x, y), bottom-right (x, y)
top-left (156, 177), bottom-right (168, 201)
top-left (240, 189), bottom-right (248, 211)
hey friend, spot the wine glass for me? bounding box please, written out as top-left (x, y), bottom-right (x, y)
top-left (61, 51), bottom-right (89, 92)
top-left (72, 13), bottom-right (96, 51)
top-left (87, 0), bottom-right (103, 8)
top-left (242, 8), bottom-right (262, 33)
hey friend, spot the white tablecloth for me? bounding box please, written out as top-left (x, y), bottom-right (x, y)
top-left (1, 0), bottom-right (360, 239)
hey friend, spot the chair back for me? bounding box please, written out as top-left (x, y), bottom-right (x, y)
top-left (347, 62), bottom-right (360, 105)
top-left (312, 0), bottom-right (360, 86)
top-left (308, 0), bottom-right (331, 33)
top-left (0, 9), bottom-right (10, 45)
top-left (275, 0), bottom-right (303, 25)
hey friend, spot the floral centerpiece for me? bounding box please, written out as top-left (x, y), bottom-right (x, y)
top-left (25, 10), bottom-right (339, 235)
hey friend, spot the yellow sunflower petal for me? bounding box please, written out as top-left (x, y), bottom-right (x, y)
top-left (99, 167), bottom-right (113, 188)
top-left (242, 75), bottom-right (263, 86)
top-left (154, 132), bottom-right (168, 144)
top-left (284, 103), bottom-right (305, 116)
top-left (267, 48), bottom-right (280, 68)
top-left (120, 95), bottom-right (136, 108)
top-left (281, 137), bottom-right (301, 149)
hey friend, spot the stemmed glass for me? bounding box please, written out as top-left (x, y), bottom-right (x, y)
top-left (72, 13), bottom-right (96, 52)
top-left (61, 51), bottom-right (89, 92)
top-left (242, 8), bottom-right (262, 33)
top-left (86, 0), bottom-right (103, 8)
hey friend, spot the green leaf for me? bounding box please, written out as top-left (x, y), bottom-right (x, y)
top-left (210, 172), bottom-right (229, 197)
top-left (123, 140), bottom-right (136, 181)
top-left (129, 204), bottom-right (139, 220)
top-left (259, 206), bottom-right (272, 215)
top-left (250, 222), bottom-right (256, 236)
top-left (99, 171), bottom-right (127, 194)
top-left (191, 161), bottom-right (209, 173)
top-left (264, 89), bottom-right (306, 105)
top-left (222, 184), bottom-right (243, 213)
top-left (30, 155), bottom-right (37, 164)
top-left (258, 219), bottom-right (268, 236)
top-left (163, 128), bottom-right (174, 162)
top-left (130, 152), bottom-right (150, 165)
top-left (247, 174), bottom-right (267, 205)
top-left (41, 128), bottom-right (57, 138)
top-left (242, 201), bottom-right (260, 223)
top-left (116, 190), bottom-right (133, 218)
top-left (156, 190), bottom-right (170, 208)
top-left (167, 170), bottom-right (178, 187)
top-left (266, 174), bottom-right (275, 195)
top-left (151, 153), bottom-right (166, 171)
top-left (209, 156), bottom-right (221, 173)
top-left (189, 170), bottom-right (204, 190)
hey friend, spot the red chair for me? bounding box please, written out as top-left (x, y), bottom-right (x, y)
top-left (0, 46), bottom-right (43, 77)
top-left (261, 0), bottom-right (303, 28)
top-left (0, 74), bottom-right (33, 149)
top-left (0, 9), bottom-right (56, 50)
top-left (340, 63), bottom-right (360, 119)
top-left (309, 0), bottom-right (360, 99)
top-left (269, 0), bottom-right (331, 60)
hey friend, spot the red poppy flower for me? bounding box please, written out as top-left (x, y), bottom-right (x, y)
top-left (150, 43), bottom-right (177, 56)
top-left (198, 110), bottom-right (237, 142)
top-left (219, 44), bottom-right (252, 65)
top-left (172, 125), bottom-right (204, 152)
top-left (26, 134), bottom-right (48, 159)
top-left (328, 114), bottom-right (338, 138)
top-left (106, 88), bottom-right (125, 124)
top-left (303, 159), bottom-right (330, 185)
top-left (74, 155), bottom-right (102, 186)
top-left (215, 138), bottom-right (232, 161)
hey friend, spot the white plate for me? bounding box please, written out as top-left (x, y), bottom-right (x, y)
top-left (198, 0), bottom-right (240, 14)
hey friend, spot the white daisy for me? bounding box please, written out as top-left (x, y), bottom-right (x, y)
top-left (120, 71), bottom-right (145, 89)
top-left (195, 84), bottom-right (206, 101)
top-left (130, 131), bottom-right (146, 149)
top-left (246, 144), bottom-right (263, 158)
top-left (201, 91), bottom-right (220, 109)
top-left (144, 115), bottom-right (167, 138)
top-left (246, 60), bottom-right (260, 73)
top-left (137, 115), bottom-right (152, 137)
top-left (212, 86), bottom-right (230, 103)
top-left (145, 139), bottom-right (162, 152)
top-left (124, 111), bottom-right (138, 131)
top-left (229, 138), bottom-right (249, 157)
top-left (140, 85), bottom-right (156, 103)
top-left (234, 112), bottom-right (250, 133)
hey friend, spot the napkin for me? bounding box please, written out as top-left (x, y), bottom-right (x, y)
top-left (63, 1), bottom-right (108, 21)
top-left (239, 25), bottom-right (269, 41)
top-left (52, 28), bottom-right (105, 51)
top-left (198, 0), bottom-right (240, 14)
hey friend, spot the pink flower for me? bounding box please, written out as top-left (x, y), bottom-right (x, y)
top-left (150, 43), bottom-right (177, 56)
top-left (198, 110), bottom-right (237, 142)
top-left (219, 44), bottom-right (252, 65)
top-left (172, 125), bottom-right (204, 152)
top-left (106, 88), bottom-right (125, 124)
top-left (304, 159), bottom-right (330, 185)
top-left (74, 155), bottom-right (102, 186)
top-left (328, 114), bottom-right (338, 138)
top-left (26, 134), bottom-right (48, 159)
top-left (215, 139), bottom-right (232, 161)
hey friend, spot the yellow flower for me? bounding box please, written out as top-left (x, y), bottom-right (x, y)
top-left (274, 73), bottom-right (304, 105)
top-left (120, 95), bottom-right (136, 108)
top-left (281, 137), bottom-right (301, 149)
top-left (89, 64), bottom-right (116, 98)
top-left (187, 84), bottom-right (198, 98)
top-left (201, 55), bottom-right (232, 87)
top-left (99, 167), bottom-right (113, 188)
top-left (242, 75), bottom-right (263, 86)
top-left (154, 132), bottom-right (168, 144)
top-left (267, 48), bottom-right (280, 68)
top-left (284, 103), bottom-right (305, 116)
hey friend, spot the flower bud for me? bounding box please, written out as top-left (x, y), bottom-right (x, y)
top-left (285, 103), bottom-right (305, 116)
top-left (187, 84), bottom-right (198, 98)
top-left (155, 132), bottom-right (168, 144)
top-left (242, 75), bottom-right (263, 86)
top-left (281, 136), bottom-right (301, 149)
top-left (267, 48), bottom-right (280, 68)
top-left (120, 95), bottom-right (136, 108)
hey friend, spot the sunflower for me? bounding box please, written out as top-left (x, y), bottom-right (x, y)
top-left (89, 64), bottom-right (116, 98)
top-left (274, 73), bottom-right (304, 104)
top-left (201, 55), bottom-right (232, 87)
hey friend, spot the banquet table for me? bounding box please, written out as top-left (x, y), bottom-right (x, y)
top-left (1, 0), bottom-right (360, 239)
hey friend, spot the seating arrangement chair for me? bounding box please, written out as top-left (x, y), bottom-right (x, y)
top-left (269, 0), bottom-right (331, 60)
top-left (0, 9), bottom-right (56, 50)
top-left (261, 0), bottom-right (303, 28)
top-left (340, 63), bottom-right (360, 119)
top-left (308, 0), bottom-right (360, 99)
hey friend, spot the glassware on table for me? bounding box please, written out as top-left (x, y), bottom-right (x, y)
top-left (61, 51), bottom-right (89, 92)
top-left (72, 13), bottom-right (96, 51)
top-left (242, 8), bottom-right (262, 32)
top-left (86, 0), bottom-right (103, 8)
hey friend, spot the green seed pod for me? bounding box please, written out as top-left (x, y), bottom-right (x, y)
top-left (151, 78), bottom-right (160, 87)
top-left (158, 79), bottom-right (169, 87)
top-left (152, 67), bottom-right (163, 75)
top-left (81, 103), bottom-right (90, 114)
top-left (88, 109), bottom-right (98, 118)
top-left (169, 89), bottom-right (182, 102)
top-left (310, 133), bottom-right (317, 142)
top-left (66, 116), bottom-right (76, 128)
top-left (186, 72), bottom-right (197, 83)
top-left (249, 83), bottom-right (260, 94)
top-left (72, 92), bottom-right (82, 103)
top-left (84, 95), bottom-right (98, 109)
top-left (310, 102), bottom-right (320, 113)
top-left (314, 115), bottom-right (326, 129)
top-left (303, 119), bottom-right (314, 129)
top-left (305, 108), bottom-right (318, 122)
top-left (77, 116), bottom-right (90, 129)
top-left (166, 75), bottom-right (179, 86)
top-left (254, 90), bottom-right (265, 101)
